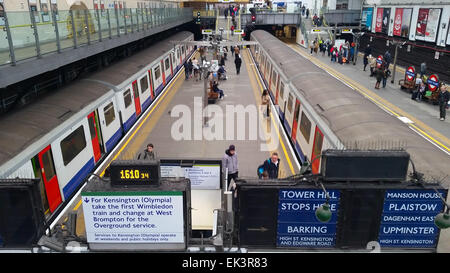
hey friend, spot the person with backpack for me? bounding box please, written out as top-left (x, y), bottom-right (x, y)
top-left (258, 152), bottom-right (280, 179)
top-left (138, 143), bottom-right (157, 160)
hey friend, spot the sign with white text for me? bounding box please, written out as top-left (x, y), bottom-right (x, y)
top-left (82, 191), bottom-right (185, 244)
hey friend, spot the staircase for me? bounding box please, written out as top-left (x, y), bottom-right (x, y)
top-left (215, 12), bottom-right (241, 42)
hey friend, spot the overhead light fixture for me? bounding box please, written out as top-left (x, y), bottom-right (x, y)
top-left (435, 209), bottom-right (450, 229)
top-left (315, 181), bottom-right (332, 223)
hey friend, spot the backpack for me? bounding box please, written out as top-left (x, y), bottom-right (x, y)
top-left (257, 159), bottom-right (270, 178)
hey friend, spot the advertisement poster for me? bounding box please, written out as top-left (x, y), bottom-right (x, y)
top-left (362, 7), bottom-right (373, 31)
top-left (0, 0), bottom-right (5, 27)
top-left (401, 8), bottom-right (412, 38)
top-left (375, 8), bottom-right (383, 33)
top-left (381, 8), bottom-right (390, 34)
top-left (40, 0), bottom-right (49, 22)
top-left (416, 8), bottom-right (429, 40)
top-left (160, 164), bottom-right (221, 190)
top-left (393, 8), bottom-right (403, 36)
top-left (424, 8), bottom-right (441, 42)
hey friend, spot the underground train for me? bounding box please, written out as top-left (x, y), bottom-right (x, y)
top-left (250, 30), bottom-right (450, 182)
top-left (0, 31), bottom-right (195, 219)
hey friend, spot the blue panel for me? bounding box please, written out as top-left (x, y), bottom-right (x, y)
top-left (63, 157), bottom-right (95, 200)
top-left (378, 189), bottom-right (447, 248)
top-left (294, 141), bottom-right (306, 163)
top-left (277, 189), bottom-right (340, 248)
top-left (166, 74), bottom-right (173, 83)
top-left (155, 84), bottom-right (164, 96)
top-left (141, 96), bottom-right (152, 111)
top-left (123, 113), bottom-right (137, 132)
top-left (105, 128), bottom-right (123, 153)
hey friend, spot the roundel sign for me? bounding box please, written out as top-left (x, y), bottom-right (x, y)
top-left (427, 74), bottom-right (439, 92)
top-left (405, 66), bottom-right (415, 82)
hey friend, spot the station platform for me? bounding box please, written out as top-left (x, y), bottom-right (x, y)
top-left (57, 47), bottom-right (301, 239)
top-left (287, 42), bottom-right (450, 157)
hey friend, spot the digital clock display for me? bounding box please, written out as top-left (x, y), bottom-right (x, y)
top-left (110, 160), bottom-right (160, 186)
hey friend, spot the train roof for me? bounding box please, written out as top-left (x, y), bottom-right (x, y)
top-left (251, 30), bottom-right (450, 184)
top-left (0, 31), bottom-right (193, 171)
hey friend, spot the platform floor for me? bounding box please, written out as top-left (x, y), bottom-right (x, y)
top-left (63, 48), bottom-right (300, 238)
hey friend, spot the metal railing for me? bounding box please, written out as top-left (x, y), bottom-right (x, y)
top-left (0, 7), bottom-right (193, 66)
top-left (193, 9), bottom-right (217, 18)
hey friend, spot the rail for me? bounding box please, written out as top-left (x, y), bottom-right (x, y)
top-left (0, 7), bottom-right (193, 66)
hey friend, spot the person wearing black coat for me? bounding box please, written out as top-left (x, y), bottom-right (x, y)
top-left (438, 84), bottom-right (449, 121)
top-left (234, 55), bottom-right (242, 75)
top-left (262, 153), bottom-right (280, 179)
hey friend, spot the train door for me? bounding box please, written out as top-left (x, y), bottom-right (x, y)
top-left (291, 99), bottom-right (301, 142)
top-left (132, 80), bottom-right (142, 116)
top-left (275, 75), bottom-right (281, 105)
top-left (36, 145), bottom-right (62, 213)
top-left (87, 111), bottom-right (102, 163)
top-left (164, 57), bottom-right (171, 83)
top-left (170, 52), bottom-right (174, 76)
top-left (148, 70), bottom-right (155, 99)
top-left (161, 60), bottom-right (166, 86)
top-left (311, 126), bottom-right (324, 174)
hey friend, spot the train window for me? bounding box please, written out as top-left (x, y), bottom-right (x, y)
top-left (155, 66), bottom-right (161, 80)
top-left (299, 111), bottom-right (311, 143)
top-left (41, 150), bottom-right (56, 182)
top-left (182, 46), bottom-right (185, 55)
top-left (60, 126), bottom-right (87, 166)
top-left (271, 70), bottom-right (278, 87)
top-left (140, 76), bottom-right (149, 94)
top-left (280, 82), bottom-right (285, 100)
top-left (104, 102), bottom-right (116, 126)
top-left (165, 58), bottom-right (170, 70)
top-left (287, 93), bottom-right (293, 112)
top-left (123, 89), bottom-right (132, 108)
top-left (172, 53), bottom-right (175, 64)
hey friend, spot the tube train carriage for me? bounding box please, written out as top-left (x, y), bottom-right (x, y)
top-left (250, 30), bottom-right (450, 183)
top-left (0, 31), bottom-right (195, 219)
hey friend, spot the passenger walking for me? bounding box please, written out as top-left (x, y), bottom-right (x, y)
top-left (384, 50), bottom-right (392, 70)
top-left (261, 89), bottom-right (270, 117)
top-left (224, 7), bottom-right (228, 18)
top-left (230, 45), bottom-right (234, 57)
top-left (314, 39), bottom-right (319, 55)
top-left (306, 9), bottom-right (310, 18)
top-left (261, 152), bottom-right (280, 179)
top-left (382, 66), bottom-right (390, 88)
top-left (234, 55), bottom-right (242, 75)
top-left (222, 144), bottom-right (238, 188)
top-left (420, 62), bottom-right (427, 79)
top-left (369, 55), bottom-right (376, 77)
top-left (375, 64), bottom-right (384, 89)
top-left (184, 61), bottom-right (189, 80)
top-left (187, 59), bottom-right (193, 79)
top-left (192, 58), bottom-right (200, 81)
top-left (234, 46), bottom-right (240, 56)
top-left (438, 85), bottom-right (449, 121)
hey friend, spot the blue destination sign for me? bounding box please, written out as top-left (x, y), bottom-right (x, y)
top-left (277, 189), bottom-right (340, 248)
top-left (378, 189), bottom-right (447, 248)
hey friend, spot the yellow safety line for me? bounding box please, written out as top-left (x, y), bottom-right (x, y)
top-left (244, 49), bottom-right (296, 175)
top-left (289, 44), bottom-right (450, 153)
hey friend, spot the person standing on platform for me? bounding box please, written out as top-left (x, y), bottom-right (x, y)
top-left (234, 55), bottom-right (242, 75)
top-left (187, 59), bottom-right (193, 79)
top-left (262, 152), bottom-right (280, 179)
top-left (369, 55), bottom-right (376, 77)
top-left (224, 7), bottom-right (228, 18)
top-left (184, 61), bottom-right (189, 80)
top-left (234, 45), bottom-right (240, 56)
top-left (384, 50), bottom-right (392, 70)
top-left (375, 64), bottom-right (384, 89)
top-left (306, 9), bottom-right (310, 19)
top-left (382, 65), bottom-right (390, 88)
top-left (420, 62), bottom-right (427, 79)
top-left (222, 144), bottom-right (238, 188)
top-left (261, 89), bottom-right (270, 117)
top-left (438, 84), bottom-right (449, 121)
top-left (139, 143), bottom-right (157, 160)
top-left (363, 44), bottom-right (371, 71)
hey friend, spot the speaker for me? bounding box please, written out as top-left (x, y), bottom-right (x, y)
top-left (0, 179), bottom-right (45, 248)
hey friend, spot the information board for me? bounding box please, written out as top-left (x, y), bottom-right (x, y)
top-left (160, 163), bottom-right (221, 190)
top-left (82, 191), bottom-right (185, 244)
top-left (277, 189), bottom-right (340, 248)
top-left (378, 189), bottom-right (446, 248)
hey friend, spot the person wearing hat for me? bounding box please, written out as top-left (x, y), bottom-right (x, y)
top-left (438, 84), bottom-right (449, 121)
top-left (222, 144), bottom-right (238, 188)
